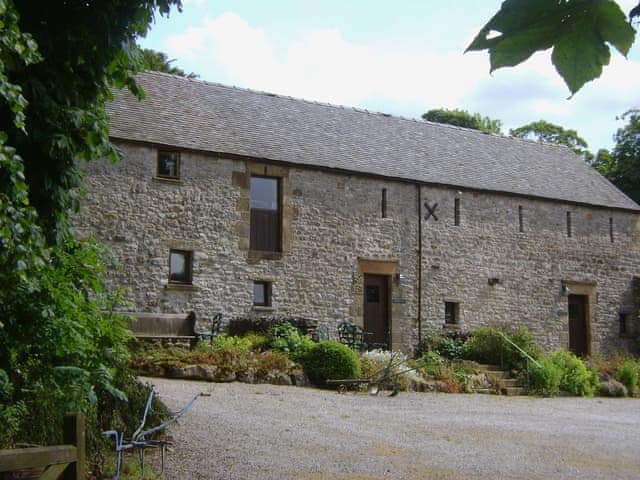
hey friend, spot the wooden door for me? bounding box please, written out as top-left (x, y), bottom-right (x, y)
top-left (363, 274), bottom-right (390, 348)
top-left (568, 294), bottom-right (589, 357)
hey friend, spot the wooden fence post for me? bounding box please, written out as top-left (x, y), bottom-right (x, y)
top-left (62, 413), bottom-right (85, 480)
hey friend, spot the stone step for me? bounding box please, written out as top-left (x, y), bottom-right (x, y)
top-left (476, 364), bottom-right (502, 371)
top-left (499, 378), bottom-right (522, 388)
top-left (483, 370), bottom-right (510, 379)
top-left (475, 388), bottom-right (494, 395)
top-left (501, 386), bottom-right (527, 396)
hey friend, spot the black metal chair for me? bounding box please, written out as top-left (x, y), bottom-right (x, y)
top-left (337, 321), bottom-right (365, 351)
top-left (197, 312), bottom-right (222, 345)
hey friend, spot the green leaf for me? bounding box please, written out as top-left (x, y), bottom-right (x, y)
top-left (468, 0), bottom-right (637, 95)
top-left (489, 23), bottom-right (557, 71)
top-left (594, 0), bottom-right (636, 56)
top-left (552, 25), bottom-right (611, 94)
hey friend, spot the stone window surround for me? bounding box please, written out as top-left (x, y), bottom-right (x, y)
top-left (234, 162), bottom-right (293, 262)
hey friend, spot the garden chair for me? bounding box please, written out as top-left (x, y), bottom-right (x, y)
top-left (337, 321), bottom-right (365, 351)
top-left (196, 312), bottom-right (222, 345)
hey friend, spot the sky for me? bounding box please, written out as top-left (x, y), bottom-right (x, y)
top-left (139, 0), bottom-right (640, 152)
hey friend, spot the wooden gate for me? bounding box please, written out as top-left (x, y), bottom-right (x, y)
top-left (0, 413), bottom-right (85, 480)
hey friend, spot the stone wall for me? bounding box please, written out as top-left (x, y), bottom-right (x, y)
top-left (74, 141), bottom-right (640, 356)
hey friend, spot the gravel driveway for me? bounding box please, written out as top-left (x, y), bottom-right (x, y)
top-left (142, 377), bottom-right (640, 480)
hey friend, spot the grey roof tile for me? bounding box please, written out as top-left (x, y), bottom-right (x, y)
top-left (107, 71), bottom-right (639, 211)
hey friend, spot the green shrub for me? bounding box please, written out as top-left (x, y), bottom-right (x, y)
top-left (529, 358), bottom-right (563, 396)
top-left (462, 327), bottom-right (504, 365)
top-left (253, 351), bottom-right (295, 379)
top-left (462, 325), bottom-right (542, 370)
top-left (615, 361), bottom-right (638, 396)
top-left (300, 341), bottom-right (361, 386)
top-left (268, 322), bottom-right (315, 360)
top-left (414, 330), bottom-right (469, 360)
top-left (213, 334), bottom-right (253, 353)
top-left (550, 350), bottom-right (599, 397)
top-left (243, 332), bottom-right (270, 351)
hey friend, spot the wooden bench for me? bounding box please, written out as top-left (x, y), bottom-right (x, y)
top-left (125, 312), bottom-right (221, 346)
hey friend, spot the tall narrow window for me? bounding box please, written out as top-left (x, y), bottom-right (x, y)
top-left (609, 217), bottom-right (614, 243)
top-left (381, 188), bottom-right (388, 218)
top-left (444, 302), bottom-right (459, 325)
top-left (169, 249), bottom-right (192, 284)
top-left (454, 198), bottom-right (460, 226)
top-left (566, 211), bottom-right (572, 238)
top-left (518, 205), bottom-right (524, 232)
top-left (250, 176), bottom-right (281, 252)
top-left (253, 281), bottom-right (272, 307)
top-left (619, 313), bottom-right (629, 336)
top-left (157, 150), bottom-right (180, 179)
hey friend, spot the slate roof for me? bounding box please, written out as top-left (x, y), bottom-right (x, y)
top-left (107, 71), bottom-right (639, 211)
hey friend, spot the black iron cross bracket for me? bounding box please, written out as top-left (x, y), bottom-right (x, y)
top-left (424, 201), bottom-right (438, 221)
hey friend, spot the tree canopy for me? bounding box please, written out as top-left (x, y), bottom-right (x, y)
top-left (422, 108), bottom-right (503, 134)
top-left (510, 120), bottom-right (589, 155)
top-left (140, 47), bottom-right (198, 78)
top-left (467, 0), bottom-right (638, 95)
top-left (607, 109), bottom-right (640, 203)
top-left (0, 0), bottom-right (182, 453)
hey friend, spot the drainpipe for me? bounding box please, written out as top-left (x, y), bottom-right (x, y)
top-left (417, 183), bottom-right (423, 345)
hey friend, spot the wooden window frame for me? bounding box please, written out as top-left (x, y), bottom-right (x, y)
top-left (253, 281), bottom-right (272, 307)
top-left (444, 301), bottom-right (459, 325)
top-left (157, 150), bottom-right (181, 180)
top-left (168, 249), bottom-right (193, 285)
top-left (250, 176), bottom-right (282, 253)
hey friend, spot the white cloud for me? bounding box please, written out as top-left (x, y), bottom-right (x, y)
top-left (164, 12), bottom-right (503, 113)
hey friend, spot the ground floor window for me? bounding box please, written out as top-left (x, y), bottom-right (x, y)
top-left (445, 301), bottom-right (459, 325)
top-left (169, 249), bottom-right (192, 284)
top-left (253, 281), bottom-right (272, 306)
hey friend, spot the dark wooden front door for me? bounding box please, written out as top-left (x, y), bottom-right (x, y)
top-left (568, 294), bottom-right (589, 357)
top-left (363, 274), bottom-right (390, 348)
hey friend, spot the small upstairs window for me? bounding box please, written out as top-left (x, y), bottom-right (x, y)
top-left (169, 249), bottom-right (192, 284)
top-left (157, 150), bottom-right (180, 179)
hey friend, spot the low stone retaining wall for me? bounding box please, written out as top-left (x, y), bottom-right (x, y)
top-left (136, 364), bottom-right (310, 387)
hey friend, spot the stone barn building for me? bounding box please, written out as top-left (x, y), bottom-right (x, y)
top-left (75, 71), bottom-right (640, 356)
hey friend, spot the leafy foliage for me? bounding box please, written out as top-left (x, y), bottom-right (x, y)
top-left (0, 0), bottom-right (183, 462)
top-left (269, 322), bottom-right (315, 361)
top-left (140, 47), bottom-right (198, 78)
top-left (0, 239), bottom-right (132, 447)
top-left (462, 325), bottom-right (542, 370)
top-left (301, 341), bottom-right (361, 386)
top-left (549, 350), bottom-right (599, 396)
top-left (467, 0), bottom-right (637, 95)
top-left (2, 0), bottom-right (181, 244)
top-left (614, 360), bottom-right (638, 395)
top-left (510, 120), bottom-right (589, 156)
top-left (607, 109), bottom-right (640, 203)
top-left (529, 358), bottom-right (563, 396)
top-left (422, 108), bottom-right (503, 134)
